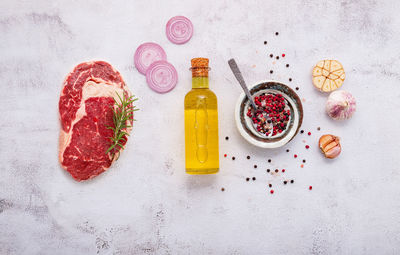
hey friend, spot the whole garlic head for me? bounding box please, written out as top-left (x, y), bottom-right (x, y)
top-left (326, 90), bottom-right (356, 120)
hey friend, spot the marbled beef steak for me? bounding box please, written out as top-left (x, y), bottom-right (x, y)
top-left (59, 61), bottom-right (132, 181)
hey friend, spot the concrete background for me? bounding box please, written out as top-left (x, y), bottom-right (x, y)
top-left (1, 0), bottom-right (400, 254)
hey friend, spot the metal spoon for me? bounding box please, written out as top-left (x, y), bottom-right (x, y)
top-left (228, 59), bottom-right (257, 110)
top-left (228, 59), bottom-right (272, 137)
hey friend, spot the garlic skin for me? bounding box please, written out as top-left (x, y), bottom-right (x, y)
top-left (319, 134), bottom-right (341, 159)
top-left (326, 90), bottom-right (356, 120)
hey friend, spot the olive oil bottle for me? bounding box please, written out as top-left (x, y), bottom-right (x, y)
top-left (184, 58), bottom-right (219, 174)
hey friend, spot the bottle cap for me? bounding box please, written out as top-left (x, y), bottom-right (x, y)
top-left (190, 58), bottom-right (210, 77)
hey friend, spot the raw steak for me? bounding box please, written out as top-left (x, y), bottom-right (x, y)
top-left (59, 61), bottom-right (133, 181)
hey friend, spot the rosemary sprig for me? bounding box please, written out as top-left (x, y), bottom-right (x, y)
top-left (106, 92), bottom-right (138, 160)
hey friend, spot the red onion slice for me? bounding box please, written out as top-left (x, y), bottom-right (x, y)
top-left (146, 61), bottom-right (178, 93)
top-left (166, 16), bottom-right (193, 44)
top-left (134, 42), bottom-right (167, 74)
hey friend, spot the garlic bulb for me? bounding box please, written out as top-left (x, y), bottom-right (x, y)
top-left (326, 90), bottom-right (356, 120)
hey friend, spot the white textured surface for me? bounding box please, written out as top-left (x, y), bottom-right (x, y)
top-left (1, 1), bottom-right (400, 254)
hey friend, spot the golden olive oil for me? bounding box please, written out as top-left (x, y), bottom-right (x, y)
top-left (184, 59), bottom-right (219, 174)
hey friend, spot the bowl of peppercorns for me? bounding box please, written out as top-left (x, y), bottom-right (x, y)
top-left (235, 80), bottom-right (303, 148)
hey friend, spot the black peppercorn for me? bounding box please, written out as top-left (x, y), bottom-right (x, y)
top-left (303, 159), bottom-right (306, 163)
top-left (289, 78), bottom-right (292, 82)
top-left (267, 169), bottom-right (270, 173)
top-left (232, 156), bottom-right (235, 160)
top-left (286, 64), bottom-right (289, 68)
top-left (252, 177), bottom-right (256, 181)
top-left (246, 177), bottom-right (250, 181)
top-left (268, 159), bottom-right (271, 163)
top-left (300, 130), bottom-right (304, 134)
top-left (290, 180), bottom-right (294, 183)
top-left (254, 165), bottom-right (257, 169)
top-left (221, 187), bottom-right (225, 191)
top-left (283, 181), bottom-right (287, 184)
top-left (247, 155), bottom-right (250, 160)
top-left (275, 32), bottom-right (279, 36)
top-left (270, 70), bottom-right (273, 74)
top-left (264, 41), bottom-right (267, 45)
top-left (269, 184), bottom-right (272, 188)
top-left (286, 149), bottom-right (290, 152)
top-left (270, 54), bottom-right (273, 58)
top-left (225, 136), bottom-right (229, 140)
top-left (295, 87), bottom-right (299, 90)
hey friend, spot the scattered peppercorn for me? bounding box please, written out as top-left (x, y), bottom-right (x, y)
top-left (270, 70), bottom-right (273, 74)
top-left (308, 132), bottom-right (311, 136)
top-left (269, 184), bottom-right (272, 188)
top-left (268, 159), bottom-right (272, 163)
top-left (270, 54), bottom-right (273, 58)
top-left (286, 64), bottom-right (289, 67)
top-left (221, 187), bottom-right (225, 191)
top-left (270, 190), bottom-right (274, 194)
top-left (252, 177), bottom-right (256, 181)
top-left (264, 41), bottom-right (267, 45)
top-left (247, 155), bottom-right (250, 159)
top-left (283, 181), bottom-right (287, 184)
top-left (290, 180), bottom-right (294, 183)
top-left (295, 87), bottom-right (299, 90)
top-left (275, 32), bottom-right (279, 36)
top-left (309, 186), bottom-right (312, 190)
top-left (246, 177), bottom-right (250, 181)
top-left (282, 54), bottom-right (285, 57)
top-left (300, 130), bottom-right (304, 134)
top-left (267, 169), bottom-right (270, 173)
top-left (289, 78), bottom-right (292, 82)
top-left (224, 154), bottom-right (227, 157)
top-left (254, 165), bottom-right (257, 169)
top-left (303, 159), bottom-right (306, 163)
top-left (232, 156), bottom-right (235, 160)
top-left (282, 169), bottom-right (285, 173)
top-left (286, 149), bottom-right (290, 152)
top-left (317, 127), bottom-right (321, 131)
top-left (276, 56), bottom-right (279, 60)
top-left (300, 164), bottom-right (304, 168)
top-left (305, 145), bottom-right (310, 149)
top-left (294, 154), bottom-right (297, 158)
top-left (275, 169), bottom-right (279, 173)
top-left (225, 136), bottom-right (229, 140)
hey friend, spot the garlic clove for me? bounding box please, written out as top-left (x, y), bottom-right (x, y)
top-left (334, 79), bottom-right (343, 88)
top-left (324, 145), bottom-right (341, 159)
top-left (324, 141), bottom-right (338, 152)
top-left (313, 66), bottom-right (323, 76)
top-left (319, 134), bottom-right (341, 159)
top-left (332, 69), bottom-right (344, 76)
top-left (319, 134), bottom-right (335, 149)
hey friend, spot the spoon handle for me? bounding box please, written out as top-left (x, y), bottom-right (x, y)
top-left (228, 59), bottom-right (257, 109)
